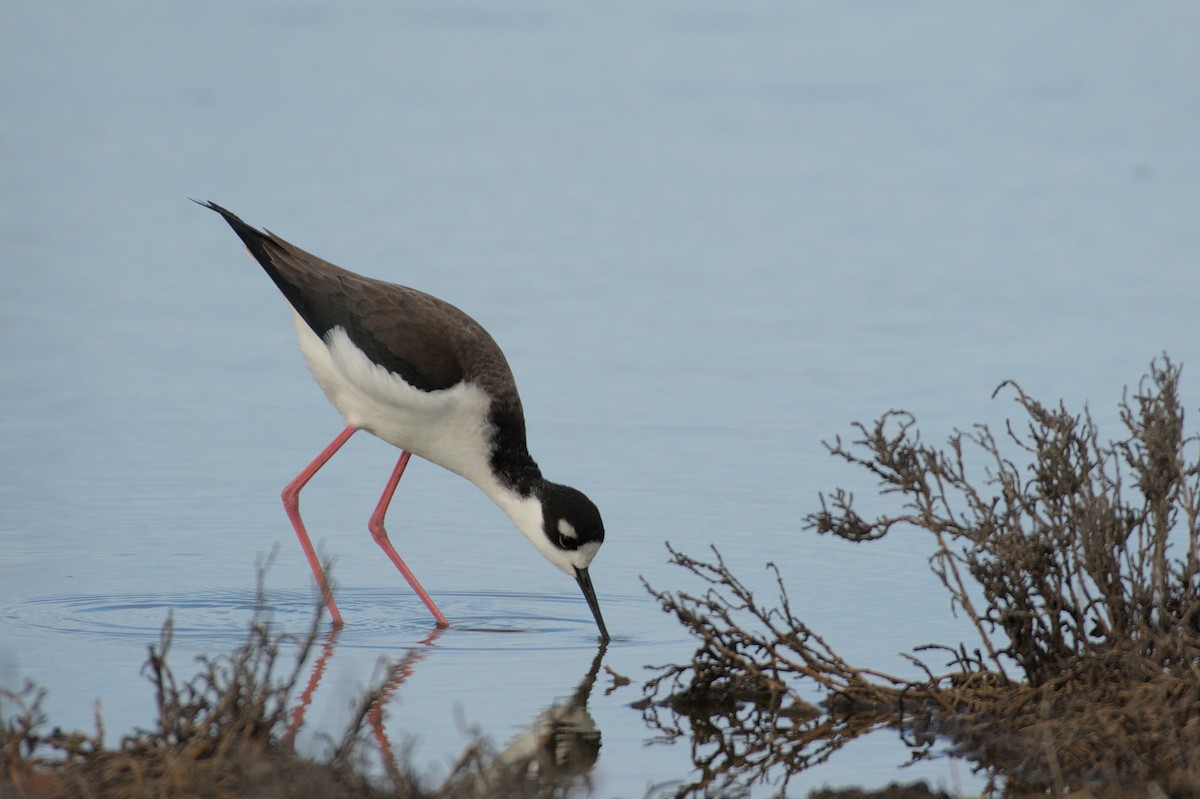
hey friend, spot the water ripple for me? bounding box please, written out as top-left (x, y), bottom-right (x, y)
top-left (2, 588), bottom-right (661, 651)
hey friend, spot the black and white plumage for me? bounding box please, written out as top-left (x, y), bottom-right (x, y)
top-left (201, 202), bottom-right (608, 641)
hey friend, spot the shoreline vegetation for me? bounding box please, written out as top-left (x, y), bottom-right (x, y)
top-left (5, 358), bottom-right (1200, 797)
top-left (641, 357), bottom-right (1200, 797)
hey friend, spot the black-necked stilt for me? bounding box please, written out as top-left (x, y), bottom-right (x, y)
top-left (201, 202), bottom-right (608, 641)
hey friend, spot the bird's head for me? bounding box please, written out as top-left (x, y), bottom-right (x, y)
top-left (536, 482), bottom-right (605, 573)
top-left (519, 482), bottom-right (608, 640)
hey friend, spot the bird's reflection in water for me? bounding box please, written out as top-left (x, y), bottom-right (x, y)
top-left (459, 642), bottom-right (607, 794)
top-left (281, 630), bottom-right (607, 795)
top-left (280, 624), bottom-right (344, 748)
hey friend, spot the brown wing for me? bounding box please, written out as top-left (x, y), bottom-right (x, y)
top-left (202, 201), bottom-right (516, 396)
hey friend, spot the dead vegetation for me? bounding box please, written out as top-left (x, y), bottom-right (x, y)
top-left (0, 589), bottom-right (599, 799)
top-left (641, 357), bottom-right (1200, 797)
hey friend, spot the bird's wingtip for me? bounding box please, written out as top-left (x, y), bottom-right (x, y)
top-left (194, 200), bottom-right (261, 237)
top-left (193, 198), bottom-right (234, 217)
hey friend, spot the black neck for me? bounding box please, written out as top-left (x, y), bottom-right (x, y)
top-left (487, 404), bottom-right (544, 496)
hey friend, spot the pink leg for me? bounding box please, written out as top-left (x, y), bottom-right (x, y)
top-left (283, 425), bottom-right (357, 627)
top-left (369, 451), bottom-right (450, 628)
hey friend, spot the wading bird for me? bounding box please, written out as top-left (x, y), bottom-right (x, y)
top-left (201, 202), bottom-right (608, 641)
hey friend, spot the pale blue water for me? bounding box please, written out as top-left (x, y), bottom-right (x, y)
top-left (3, 2), bottom-right (1200, 796)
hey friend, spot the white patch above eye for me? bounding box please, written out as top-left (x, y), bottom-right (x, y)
top-left (557, 519), bottom-right (577, 539)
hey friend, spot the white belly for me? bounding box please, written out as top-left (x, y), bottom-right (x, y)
top-left (290, 308), bottom-right (497, 490)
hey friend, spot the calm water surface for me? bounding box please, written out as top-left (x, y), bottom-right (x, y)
top-left (3, 2), bottom-right (1199, 796)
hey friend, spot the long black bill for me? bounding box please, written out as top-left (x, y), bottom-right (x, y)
top-left (574, 566), bottom-right (610, 642)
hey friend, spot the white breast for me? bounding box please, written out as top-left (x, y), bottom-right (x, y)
top-left (287, 307), bottom-right (553, 559)
top-left (289, 308), bottom-right (498, 490)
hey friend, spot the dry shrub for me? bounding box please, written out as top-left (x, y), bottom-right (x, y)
top-left (639, 547), bottom-right (923, 798)
top-left (643, 357), bottom-right (1200, 797)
